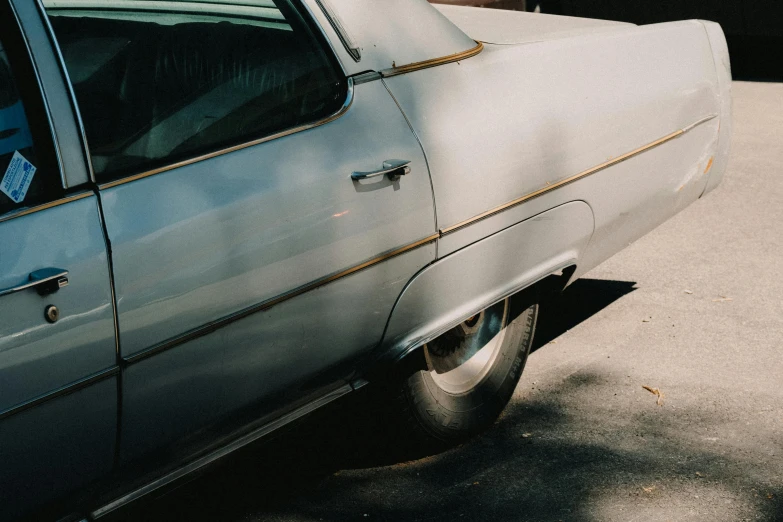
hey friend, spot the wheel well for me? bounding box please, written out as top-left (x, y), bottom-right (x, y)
top-left (389, 266), bottom-right (576, 378)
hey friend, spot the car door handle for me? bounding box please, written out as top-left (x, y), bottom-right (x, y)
top-left (0, 268), bottom-right (69, 298)
top-left (351, 160), bottom-right (411, 181)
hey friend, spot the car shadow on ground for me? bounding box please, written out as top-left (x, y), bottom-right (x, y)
top-left (111, 278), bottom-right (781, 521)
top-left (531, 277), bottom-right (638, 352)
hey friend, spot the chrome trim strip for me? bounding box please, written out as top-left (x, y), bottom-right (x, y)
top-left (0, 191), bottom-right (92, 224)
top-left (682, 114), bottom-right (719, 133)
top-left (36, 0), bottom-right (97, 184)
top-left (440, 115), bottom-right (719, 236)
top-left (123, 233), bottom-right (439, 365)
top-left (44, 1), bottom-right (285, 20)
top-left (351, 71), bottom-right (382, 85)
top-left (99, 77), bottom-right (355, 190)
top-left (0, 366), bottom-right (119, 421)
top-left (314, 0), bottom-right (361, 62)
top-left (380, 41), bottom-right (484, 78)
top-left (8, 0), bottom-right (67, 188)
top-left (90, 383), bottom-right (353, 519)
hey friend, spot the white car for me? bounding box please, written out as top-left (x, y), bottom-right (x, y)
top-left (0, 0), bottom-right (730, 519)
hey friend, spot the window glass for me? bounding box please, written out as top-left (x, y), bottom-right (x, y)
top-left (0, 36), bottom-right (60, 217)
top-left (43, 0), bottom-right (347, 182)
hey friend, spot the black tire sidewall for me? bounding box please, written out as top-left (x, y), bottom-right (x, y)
top-left (403, 300), bottom-right (538, 443)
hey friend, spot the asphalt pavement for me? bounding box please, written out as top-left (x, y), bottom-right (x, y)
top-left (115, 81), bottom-right (783, 522)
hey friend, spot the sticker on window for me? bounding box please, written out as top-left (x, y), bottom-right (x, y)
top-left (1, 150), bottom-right (36, 204)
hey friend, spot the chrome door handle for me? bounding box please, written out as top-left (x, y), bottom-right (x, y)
top-left (351, 160), bottom-right (411, 181)
top-left (0, 268), bottom-right (69, 298)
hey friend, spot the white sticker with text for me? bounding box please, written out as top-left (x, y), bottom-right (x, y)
top-left (1, 151), bottom-right (37, 204)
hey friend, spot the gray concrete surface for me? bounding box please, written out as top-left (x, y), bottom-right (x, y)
top-left (116, 82), bottom-right (782, 522)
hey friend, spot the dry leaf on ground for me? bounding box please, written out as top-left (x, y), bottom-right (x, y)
top-left (642, 385), bottom-right (665, 406)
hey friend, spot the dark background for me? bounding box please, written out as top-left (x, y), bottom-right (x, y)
top-left (431, 0), bottom-right (783, 81)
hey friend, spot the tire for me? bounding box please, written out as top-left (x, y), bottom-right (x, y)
top-left (396, 292), bottom-right (538, 448)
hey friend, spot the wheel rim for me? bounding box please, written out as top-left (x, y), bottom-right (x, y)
top-left (425, 299), bottom-right (510, 395)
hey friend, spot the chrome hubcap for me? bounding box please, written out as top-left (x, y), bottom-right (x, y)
top-left (425, 299), bottom-right (509, 394)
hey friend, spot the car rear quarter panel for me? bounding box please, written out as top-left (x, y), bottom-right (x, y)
top-left (383, 20), bottom-right (724, 268)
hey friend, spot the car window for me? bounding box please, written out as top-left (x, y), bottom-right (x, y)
top-left (0, 34), bottom-right (61, 217)
top-left (43, 0), bottom-right (348, 183)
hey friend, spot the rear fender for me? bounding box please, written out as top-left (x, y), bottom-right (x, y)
top-left (377, 201), bottom-right (594, 366)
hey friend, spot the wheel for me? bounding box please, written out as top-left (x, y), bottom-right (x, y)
top-left (397, 292), bottom-right (538, 448)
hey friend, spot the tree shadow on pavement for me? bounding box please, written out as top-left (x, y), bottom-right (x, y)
top-left (112, 279), bottom-right (782, 522)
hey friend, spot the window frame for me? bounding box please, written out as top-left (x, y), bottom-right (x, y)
top-left (39, 0), bottom-right (354, 189)
top-left (0, 0), bottom-right (67, 222)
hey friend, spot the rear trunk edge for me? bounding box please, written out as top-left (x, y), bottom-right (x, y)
top-left (699, 19), bottom-right (733, 196)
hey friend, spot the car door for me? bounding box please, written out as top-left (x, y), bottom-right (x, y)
top-left (42, 0), bottom-right (436, 465)
top-left (0, 3), bottom-right (117, 520)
